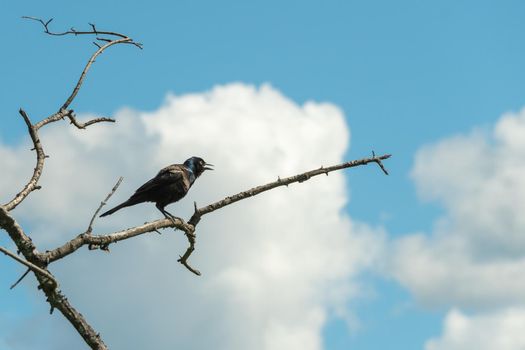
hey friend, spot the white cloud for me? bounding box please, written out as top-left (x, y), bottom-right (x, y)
top-left (0, 83), bottom-right (384, 349)
top-left (426, 308), bottom-right (525, 350)
top-left (388, 107), bottom-right (525, 309)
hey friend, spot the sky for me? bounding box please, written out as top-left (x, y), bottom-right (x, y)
top-left (1, 1), bottom-right (525, 349)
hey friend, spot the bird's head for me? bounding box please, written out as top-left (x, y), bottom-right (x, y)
top-left (184, 156), bottom-right (213, 177)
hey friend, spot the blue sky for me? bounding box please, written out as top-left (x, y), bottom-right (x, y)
top-left (2, 1), bottom-right (525, 349)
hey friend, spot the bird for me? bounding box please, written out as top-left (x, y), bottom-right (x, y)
top-left (99, 156), bottom-right (213, 221)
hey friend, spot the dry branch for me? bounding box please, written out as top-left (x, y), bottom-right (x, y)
top-left (189, 153), bottom-right (391, 226)
top-left (42, 217), bottom-right (188, 263)
top-left (3, 110), bottom-right (46, 211)
top-left (0, 246), bottom-right (57, 288)
top-left (1, 16), bottom-right (393, 350)
top-left (0, 18), bottom-right (141, 350)
top-left (86, 177), bottom-right (123, 235)
top-left (23, 16), bottom-right (141, 116)
top-left (42, 153), bottom-right (391, 275)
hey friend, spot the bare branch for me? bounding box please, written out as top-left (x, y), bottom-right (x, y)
top-left (3, 17), bottom-right (144, 349)
top-left (3, 110), bottom-right (46, 211)
top-left (34, 109), bottom-right (115, 131)
top-left (60, 37), bottom-right (132, 111)
top-left (0, 208), bottom-right (41, 263)
top-left (7, 17), bottom-right (392, 349)
top-left (177, 229), bottom-right (201, 276)
top-left (42, 154), bottom-right (391, 274)
top-left (0, 246), bottom-right (58, 289)
top-left (22, 16), bottom-right (140, 44)
top-left (23, 16), bottom-right (141, 113)
top-left (42, 217), bottom-right (188, 263)
top-left (65, 110), bottom-right (115, 130)
top-left (189, 153), bottom-right (392, 226)
top-left (86, 177), bottom-right (123, 234)
top-left (34, 272), bottom-right (108, 349)
top-left (0, 205), bottom-right (106, 348)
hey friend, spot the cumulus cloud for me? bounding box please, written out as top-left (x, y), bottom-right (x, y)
top-left (425, 308), bottom-right (525, 350)
top-left (388, 107), bottom-right (525, 309)
top-left (0, 83), bottom-right (384, 349)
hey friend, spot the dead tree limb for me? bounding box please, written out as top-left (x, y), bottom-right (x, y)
top-left (0, 246), bottom-right (57, 288)
top-left (1, 16), bottom-right (392, 350)
top-left (40, 153), bottom-right (391, 275)
top-left (0, 18), bottom-right (140, 350)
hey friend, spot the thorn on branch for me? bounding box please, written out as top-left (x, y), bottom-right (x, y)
top-left (88, 23), bottom-right (97, 34)
top-left (371, 151), bottom-right (390, 175)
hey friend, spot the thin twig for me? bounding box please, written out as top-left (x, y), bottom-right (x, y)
top-left (0, 246), bottom-right (58, 289)
top-left (22, 16), bottom-right (141, 45)
top-left (177, 228), bottom-right (201, 276)
top-left (188, 153), bottom-right (392, 226)
top-left (61, 37), bottom-right (132, 111)
top-left (86, 177), bottom-right (123, 234)
top-left (22, 16), bottom-right (142, 113)
top-left (10, 268), bottom-right (30, 289)
top-left (65, 110), bottom-right (115, 129)
top-left (34, 109), bottom-right (115, 130)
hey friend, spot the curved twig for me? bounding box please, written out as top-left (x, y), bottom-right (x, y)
top-left (23, 16), bottom-right (142, 114)
top-left (65, 110), bottom-right (115, 129)
top-left (61, 37), bottom-right (132, 111)
top-left (22, 16), bottom-right (142, 46)
top-left (3, 110), bottom-right (46, 211)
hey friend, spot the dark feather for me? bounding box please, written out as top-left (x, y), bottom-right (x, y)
top-left (99, 157), bottom-right (212, 218)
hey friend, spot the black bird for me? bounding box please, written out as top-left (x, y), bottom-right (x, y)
top-left (100, 156), bottom-right (213, 221)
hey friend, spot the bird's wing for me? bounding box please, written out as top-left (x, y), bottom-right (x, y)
top-left (133, 164), bottom-right (188, 195)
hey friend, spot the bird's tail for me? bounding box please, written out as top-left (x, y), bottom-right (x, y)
top-left (99, 201), bottom-right (133, 217)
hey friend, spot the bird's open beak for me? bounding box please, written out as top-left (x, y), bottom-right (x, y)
top-left (204, 163), bottom-right (214, 171)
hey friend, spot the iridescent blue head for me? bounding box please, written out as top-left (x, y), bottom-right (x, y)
top-left (183, 156), bottom-right (213, 178)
